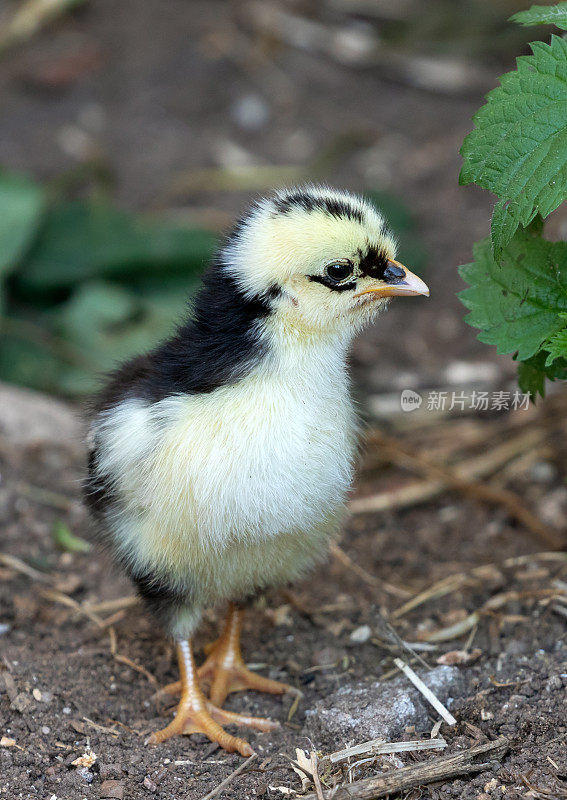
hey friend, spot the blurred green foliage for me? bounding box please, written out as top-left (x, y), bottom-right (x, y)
top-left (52, 520), bottom-right (92, 553)
top-left (0, 171), bottom-right (217, 396)
top-left (381, 0), bottom-right (546, 58)
top-left (0, 172), bottom-right (426, 398)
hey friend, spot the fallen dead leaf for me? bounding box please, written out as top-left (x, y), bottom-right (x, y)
top-left (0, 736), bottom-right (16, 747)
top-left (292, 748), bottom-right (313, 792)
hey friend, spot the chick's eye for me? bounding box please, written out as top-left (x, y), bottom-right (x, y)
top-left (325, 261), bottom-right (354, 283)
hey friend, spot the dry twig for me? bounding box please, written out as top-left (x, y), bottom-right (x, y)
top-left (330, 544), bottom-right (410, 599)
top-left (416, 587), bottom-right (567, 643)
top-left (198, 753), bottom-right (257, 800)
top-left (84, 595), bottom-right (139, 614)
top-left (0, 553), bottom-right (51, 583)
top-left (302, 737), bottom-right (509, 799)
top-left (39, 588), bottom-right (105, 627)
top-left (393, 552), bottom-right (567, 620)
top-left (0, 0), bottom-right (87, 55)
top-left (16, 481), bottom-right (76, 511)
top-left (81, 717), bottom-right (119, 737)
top-left (326, 737), bottom-right (447, 765)
top-left (393, 659), bottom-right (456, 725)
top-left (310, 750), bottom-right (324, 800)
top-left (371, 609), bottom-right (431, 669)
top-left (352, 430), bottom-right (562, 548)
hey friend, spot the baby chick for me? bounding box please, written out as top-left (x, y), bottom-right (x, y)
top-left (85, 185), bottom-right (429, 756)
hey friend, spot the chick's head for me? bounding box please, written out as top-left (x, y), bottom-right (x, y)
top-left (223, 185), bottom-right (428, 339)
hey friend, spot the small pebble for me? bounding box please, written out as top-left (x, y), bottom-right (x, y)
top-left (312, 646), bottom-right (343, 666)
top-left (538, 487), bottom-right (567, 527)
top-left (231, 94), bottom-right (269, 130)
top-left (62, 706), bottom-right (72, 714)
top-left (0, 623), bottom-right (10, 636)
top-left (545, 674), bottom-right (562, 692)
top-left (41, 726), bottom-right (51, 735)
top-left (143, 775), bottom-right (157, 793)
top-left (100, 779), bottom-right (124, 800)
top-left (77, 766), bottom-right (94, 784)
top-left (530, 461), bottom-right (556, 483)
top-left (349, 624), bottom-right (371, 644)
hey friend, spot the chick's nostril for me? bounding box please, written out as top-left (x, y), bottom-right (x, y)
top-left (383, 263), bottom-right (406, 283)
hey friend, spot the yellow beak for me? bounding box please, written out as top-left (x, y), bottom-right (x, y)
top-left (354, 259), bottom-right (429, 299)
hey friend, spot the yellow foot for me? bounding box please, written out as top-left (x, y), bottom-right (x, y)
top-left (149, 698), bottom-right (278, 756)
top-left (198, 604), bottom-right (291, 707)
top-left (149, 640), bottom-right (278, 756)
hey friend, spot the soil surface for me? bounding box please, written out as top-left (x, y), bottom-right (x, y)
top-left (1, 384), bottom-right (566, 800)
top-left (1, 2), bottom-right (566, 799)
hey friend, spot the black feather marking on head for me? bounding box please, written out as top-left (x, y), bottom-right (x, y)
top-left (308, 275), bottom-right (357, 292)
top-left (89, 260), bottom-right (279, 413)
top-left (274, 191), bottom-right (364, 224)
top-left (357, 245), bottom-right (391, 279)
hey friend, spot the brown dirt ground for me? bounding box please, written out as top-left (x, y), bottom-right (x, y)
top-left (1, 386), bottom-right (566, 800)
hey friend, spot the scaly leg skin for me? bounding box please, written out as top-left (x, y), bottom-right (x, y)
top-left (149, 640), bottom-right (278, 756)
top-left (197, 603), bottom-right (291, 707)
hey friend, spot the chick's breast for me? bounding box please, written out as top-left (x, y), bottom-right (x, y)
top-left (89, 359), bottom-right (357, 606)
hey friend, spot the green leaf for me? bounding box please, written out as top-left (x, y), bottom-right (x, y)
top-left (458, 230), bottom-right (567, 360)
top-left (52, 521), bottom-right (92, 553)
top-left (18, 201), bottom-right (217, 292)
top-left (0, 172), bottom-right (45, 279)
top-left (517, 349), bottom-right (567, 397)
top-left (544, 322), bottom-right (567, 364)
top-left (511, 2), bottom-right (567, 30)
top-left (517, 354), bottom-right (547, 398)
top-left (460, 36), bottom-right (567, 255)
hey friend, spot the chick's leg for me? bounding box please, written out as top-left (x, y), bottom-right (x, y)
top-left (149, 640), bottom-right (276, 756)
top-left (198, 603), bottom-right (291, 707)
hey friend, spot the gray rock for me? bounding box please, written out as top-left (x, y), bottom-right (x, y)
top-left (306, 665), bottom-right (464, 743)
top-left (0, 383), bottom-right (81, 449)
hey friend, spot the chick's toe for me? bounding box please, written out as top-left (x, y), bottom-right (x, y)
top-left (198, 603), bottom-right (291, 707)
